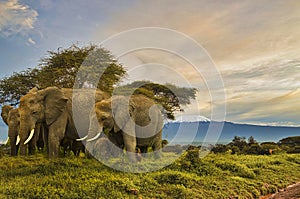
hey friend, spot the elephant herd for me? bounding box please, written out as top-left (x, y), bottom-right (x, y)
top-left (1, 87), bottom-right (164, 162)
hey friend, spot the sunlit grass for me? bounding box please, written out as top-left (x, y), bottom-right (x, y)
top-left (0, 151), bottom-right (299, 198)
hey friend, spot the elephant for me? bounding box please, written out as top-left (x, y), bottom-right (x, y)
top-left (1, 105), bottom-right (20, 156)
top-left (89, 133), bottom-right (124, 160)
top-left (1, 105), bottom-right (44, 156)
top-left (71, 140), bottom-right (85, 156)
top-left (17, 86), bottom-right (109, 157)
top-left (60, 137), bottom-right (85, 156)
top-left (87, 94), bottom-right (164, 162)
top-left (60, 137), bottom-right (72, 156)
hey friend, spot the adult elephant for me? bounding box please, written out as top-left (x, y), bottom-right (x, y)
top-left (18, 86), bottom-right (109, 157)
top-left (87, 94), bottom-right (164, 162)
top-left (1, 105), bottom-right (43, 156)
top-left (1, 105), bottom-right (20, 156)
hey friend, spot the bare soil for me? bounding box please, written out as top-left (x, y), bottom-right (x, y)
top-left (261, 182), bottom-right (300, 199)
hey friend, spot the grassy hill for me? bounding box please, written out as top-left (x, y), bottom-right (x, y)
top-left (0, 151), bottom-right (300, 198)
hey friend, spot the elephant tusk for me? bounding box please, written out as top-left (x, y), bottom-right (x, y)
top-left (87, 132), bottom-right (101, 142)
top-left (4, 137), bottom-right (9, 145)
top-left (24, 129), bottom-right (35, 145)
top-left (16, 136), bottom-right (20, 145)
top-left (76, 135), bottom-right (88, 141)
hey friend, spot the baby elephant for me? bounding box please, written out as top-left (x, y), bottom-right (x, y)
top-left (88, 95), bottom-right (164, 162)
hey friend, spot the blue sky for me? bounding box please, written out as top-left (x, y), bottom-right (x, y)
top-left (0, 0), bottom-right (300, 127)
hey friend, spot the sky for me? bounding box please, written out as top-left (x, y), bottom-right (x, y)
top-left (0, 0), bottom-right (300, 127)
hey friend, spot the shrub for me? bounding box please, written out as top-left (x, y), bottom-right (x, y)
top-left (154, 170), bottom-right (199, 188)
top-left (215, 161), bottom-right (256, 178)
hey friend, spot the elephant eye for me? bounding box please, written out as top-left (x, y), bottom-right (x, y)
top-left (31, 111), bottom-right (38, 115)
top-left (100, 116), bottom-right (107, 121)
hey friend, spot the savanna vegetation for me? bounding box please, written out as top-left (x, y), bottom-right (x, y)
top-left (0, 147), bottom-right (300, 199)
top-left (212, 136), bottom-right (300, 155)
top-left (1, 44), bottom-right (299, 198)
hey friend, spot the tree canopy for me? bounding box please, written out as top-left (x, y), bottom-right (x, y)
top-left (0, 44), bottom-right (197, 119)
top-left (0, 44), bottom-right (126, 104)
top-left (114, 81), bottom-right (197, 119)
top-left (0, 69), bottom-right (38, 105)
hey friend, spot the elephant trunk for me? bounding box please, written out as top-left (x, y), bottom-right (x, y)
top-left (8, 127), bottom-right (19, 156)
top-left (85, 111), bottom-right (102, 158)
top-left (86, 123), bottom-right (103, 142)
top-left (9, 136), bottom-right (17, 156)
top-left (19, 123), bottom-right (35, 155)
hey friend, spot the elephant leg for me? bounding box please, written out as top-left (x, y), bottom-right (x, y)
top-left (60, 138), bottom-right (70, 156)
top-left (19, 142), bottom-right (26, 155)
top-left (28, 133), bottom-right (37, 155)
top-left (152, 140), bottom-right (162, 159)
top-left (28, 140), bottom-right (36, 155)
top-left (48, 136), bottom-right (59, 158)
top-left (123, 133), bottom-right (137, 162)
top-left (9, 136), bottom-right (17, 156)
top-left (140, 146), bottom-right (148, 153)
top-left (140, 146), bottom-right (149, 158)
top-left (34, 123), bottom-right (43, 151)
top-left (43, 126), bottom-right (49, 154)
top-left (48, 117), bottom-right (67, 158)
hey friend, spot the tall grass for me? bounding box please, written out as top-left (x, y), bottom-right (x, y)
top-left (0, 151), bottom-right (300, 198)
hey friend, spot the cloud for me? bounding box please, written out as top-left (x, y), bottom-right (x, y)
top-left (0, 0), bottom-right (38, 37)
top-left (224, 88), bottom-right (300, 126)
top-left (27, 37), bottom-right (36, 45)
top-left (95, 0), bottom-right (300, 65)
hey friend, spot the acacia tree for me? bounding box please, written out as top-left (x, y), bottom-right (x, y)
top-left (114, 81), bottom-right (197, 119)
top-left (0, 68), bottom-right (38, 105)
top-left (74, 47), bottom-right (126, 93)
top-left (0, 44), bottom-right (126, 104)
top-left (37, 44), bottom-right (126, 91)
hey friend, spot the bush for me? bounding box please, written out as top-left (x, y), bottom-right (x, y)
top-left (211, 144), bottom-right (228, 153)
top-left (154, 170), bottom-right (199, 188)
top-left (215, 161), bottom-right (256, 178)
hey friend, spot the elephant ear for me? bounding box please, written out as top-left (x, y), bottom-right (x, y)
top-left (112, 96), bottom-right (135, 133)
top-left (38, 87), bottom-right (68, 126)
top-left (1, 105), bottom-right (13, 125)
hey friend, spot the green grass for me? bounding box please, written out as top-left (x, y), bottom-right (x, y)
top-left (0, 151), bottom-right (300, 199)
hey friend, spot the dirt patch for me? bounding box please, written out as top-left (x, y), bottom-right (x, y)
top-left (261, 182), bottom-right (300, 199)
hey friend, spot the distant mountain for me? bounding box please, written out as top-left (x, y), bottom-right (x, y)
top-left (163, 121), bottom-right (300, 145)
top-left (167, 115), bottom-right (210, 123)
